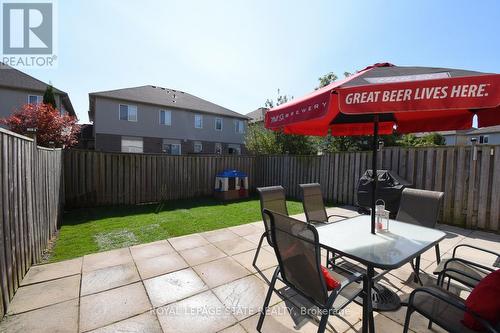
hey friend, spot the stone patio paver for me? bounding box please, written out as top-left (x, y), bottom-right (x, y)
top-left (156, 290), bottom-right (237, 333)
top-left (179, 243), bottom-right (226, 266)
top-left (213, 236), bottom-right (257, 255)
top-left (79, 282), bottom-right (152, 332)
top-left (135, 252), bottom-right (189, 280)
top-left (87, 311), bottom-right (163, 333)
top-left (168, 233), bottom-right (209, 251)
top-left (4, 206), bottom-right (500, 333)
top-left (7, 274), bottom-right (80, 314)
top-left (130, 240), bottom-right (175, 261)
top-left (193, 256), bottom-right (252, 288)
top-left (144, 268), bottom-right (207, 307)
top-left (20, 257), bottom-right (82, 286)
top-left (82, 247), bottom-right (133, 272)
top-left (0, 299), bottom-right (78, 333)
top-left (81, 262), bottom-right (140, 296)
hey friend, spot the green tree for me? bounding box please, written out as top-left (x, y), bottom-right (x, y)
top-left (43, 85), bottom-right (57, 109)
top-left (245, 123), bottom-right (280, 154)
top-left (316, 72), bottom-right (338, 90)
top-left (396, 133), bottom-right (446, 147)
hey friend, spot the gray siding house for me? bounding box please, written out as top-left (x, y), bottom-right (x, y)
top-left (89, 86), bottom-right (249, 154)
top-left (0, 63), bottom-right (76, 120)
top-left (427, 126), bottom-right (500, 146)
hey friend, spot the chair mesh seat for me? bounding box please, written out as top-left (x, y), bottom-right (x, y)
top-left (300, 183), bottom-right (329, 223)
top-left (434, 259), bottom-right (489, 287)
top-left (412, 286), bottom-right (476, 333)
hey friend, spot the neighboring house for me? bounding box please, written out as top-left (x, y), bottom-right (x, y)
top-left (0, 62), bottom-right (76, 120)
top-left (246, 107), bottom-right (268, 124)
top-left (418, 125), bottom-right (500, 145)
top-left (75, 124), bottom-right (95, 150)
top-left (89, 85), bottom-right (249, 154)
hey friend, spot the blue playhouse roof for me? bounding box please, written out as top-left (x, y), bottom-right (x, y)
top-left (216, 169), bottom-right (247, 178)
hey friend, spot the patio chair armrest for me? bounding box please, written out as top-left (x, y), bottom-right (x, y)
top-left (438, 267), bottom-right (483, 286)
top-left (327, 214), bottom-right (349, 221)
top-left (443, 257), bottom-right (495, 274)
top-left (452, 244), bottom-right (500, 260)
top-left (408, 287), bottom-right (499, 333)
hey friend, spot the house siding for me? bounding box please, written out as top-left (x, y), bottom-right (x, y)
top-left (0, 87), bottom-right (65, 120)
top-left (93, 96), bottom-right (247, 154)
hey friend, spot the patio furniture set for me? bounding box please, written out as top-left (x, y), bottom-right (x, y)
top-left (253, 183), bottom-right (500, 333)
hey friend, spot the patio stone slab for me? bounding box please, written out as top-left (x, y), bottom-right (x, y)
top-left (144, 268), bottom-right (207, 307)
top-left (82, 248), bottom-right (133, 273)
top-left (7, 275), bottom-right (80, 314)
top-left (168, 234), bottom-right (209, 251)
top-left (20, 258), bottom-right (82, 286)
top-left (156, 290), bottom-right (237, 333)
top-left (179, 243), bottom-right (226, 266)
top-left (202, 229), bottom-right (240, 243)
top-left (88, 311), bottom-right (163, 333)
top-left (130, 240), bottom-right (175, 260)
top-left (243, 233), bottom-right (266, 245)
top-left (81, 262), bottom-right (140, 296)
top-left (218, 324), bottom-right (247, 333)
top-left (136, 252), bottom-right (188, 280)
top-left (79, 282), bottom-right (151, 332)
top-left (193, 257), bottom-right (251, 288)
top-left (228, 224), bottom-right (261, 237)
top-left (0, 299), bottom-right (78, 333)
top-left (213, 237), bottom-right (257, 256)
top-left (213, 275), bottom-right (281, 321)
top-left (232, 248), bottom-right (277, 272)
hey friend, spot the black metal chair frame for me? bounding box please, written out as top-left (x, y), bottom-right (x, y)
top-left (257, 209), bottom-right (365, 333)
top-left (404, 275), bottom-right (499, 333)
top-left (435, 244), bottom-right (499, 290)
top-left (299, 183), bottom-right (349, 225)
top-left (253, 186), bottom-right (289, 269)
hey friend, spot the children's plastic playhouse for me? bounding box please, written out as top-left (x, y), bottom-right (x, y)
top-left (214, 169), bottom-right (249, 201)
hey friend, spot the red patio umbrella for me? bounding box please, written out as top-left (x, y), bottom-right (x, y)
top-left (265, 63), bottom-right (500, 234)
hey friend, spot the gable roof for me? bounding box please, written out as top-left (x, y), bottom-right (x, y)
top-left (89, 85), bottom-right (249, 121)
top-left (0, 62), bottom-right (76, 117)
top-left (246, 107), bottom-right (268, 123)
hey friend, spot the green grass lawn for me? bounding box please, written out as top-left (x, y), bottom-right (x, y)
top-left (48, 196), bottom-right (304, 263)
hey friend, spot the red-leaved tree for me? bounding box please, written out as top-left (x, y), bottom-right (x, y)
top-left (0, 103), bottom-right (80, 148)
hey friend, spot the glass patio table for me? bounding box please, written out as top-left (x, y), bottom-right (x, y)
top-left (316, 215), bottom-right (446, 333)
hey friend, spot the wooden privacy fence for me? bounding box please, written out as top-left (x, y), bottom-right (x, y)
top-left (65, 146), bottom-right (500, 232)
top-left (0, 128), bottom-right (63, 317)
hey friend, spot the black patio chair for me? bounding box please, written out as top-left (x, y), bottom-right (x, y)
top-left (257, 209), bottom-right (365, 333)
top-left (299, 183), bottom-right (350, 269)
top-left (396, 188), bottom-right (444, 284)
top-left (433, 244), bottom-right (499, 290)
top-left (253, 186), bottom-right (289, 269)
top-left (299, 183), bottom-right (349, 224)
top-left (403, 284), bottom-right (499, 333)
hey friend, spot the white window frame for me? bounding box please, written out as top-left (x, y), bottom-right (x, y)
top-left (480, 135), bottom-right (489, 144)
top-left (194, 142), bottom-right (203, 153)
top-left (159, 109), bottom-right (172, 126)
top-left (171, 143), bottom-right (181, 155)
top-left (121, 136), bottom-right (143, 153)
top-left (119, 104), bottom-right (138, 122)
top-left (28, 95), bottom-right (43, 104)
top-left (215, 118), bottom-right (223, 131)
top-left (194, 114), bottom-right (203, 129)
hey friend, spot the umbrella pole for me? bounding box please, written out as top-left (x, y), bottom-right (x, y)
top-left (371, 115), bottom-right (379, 234)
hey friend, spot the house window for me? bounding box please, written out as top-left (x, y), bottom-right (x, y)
top-left (28, 95), bottom-right (43, 104)
top-left (215, 118), bottom-right (223, 131)
top-left (119, 104), bottom-right (138, 121)
top-left (234, 120), bottom-right (245, 133)
top-left (194, 114), bottom-right (203, 128)
top-left (121, 136), bottom-right (143, 153)
top-left (215, 143), bottom-right (222, 155)
top-left (194, 142), bottom-right (203, 153)
top-left (479, 135), bottom-right (489, 144)
top-left (162, 142), bottom-right (181, 155)
top-left (228, 144), bottom-right (241, 155)
top-left (159, 110), bottom-right (171, 125)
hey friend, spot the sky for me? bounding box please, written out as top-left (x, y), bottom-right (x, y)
top-left (22, 0), bottom-right (500, 123)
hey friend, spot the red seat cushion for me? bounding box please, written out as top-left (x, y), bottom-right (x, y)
top-left (462, 269), bottom-right (500, 331)
top-left (321, 265), bottom-right (340, 290)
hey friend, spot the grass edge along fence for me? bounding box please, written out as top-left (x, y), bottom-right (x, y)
top-left (0, 127), bottom-right (63, 317)
top-left (65, 146), bottom-right (500, 232)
